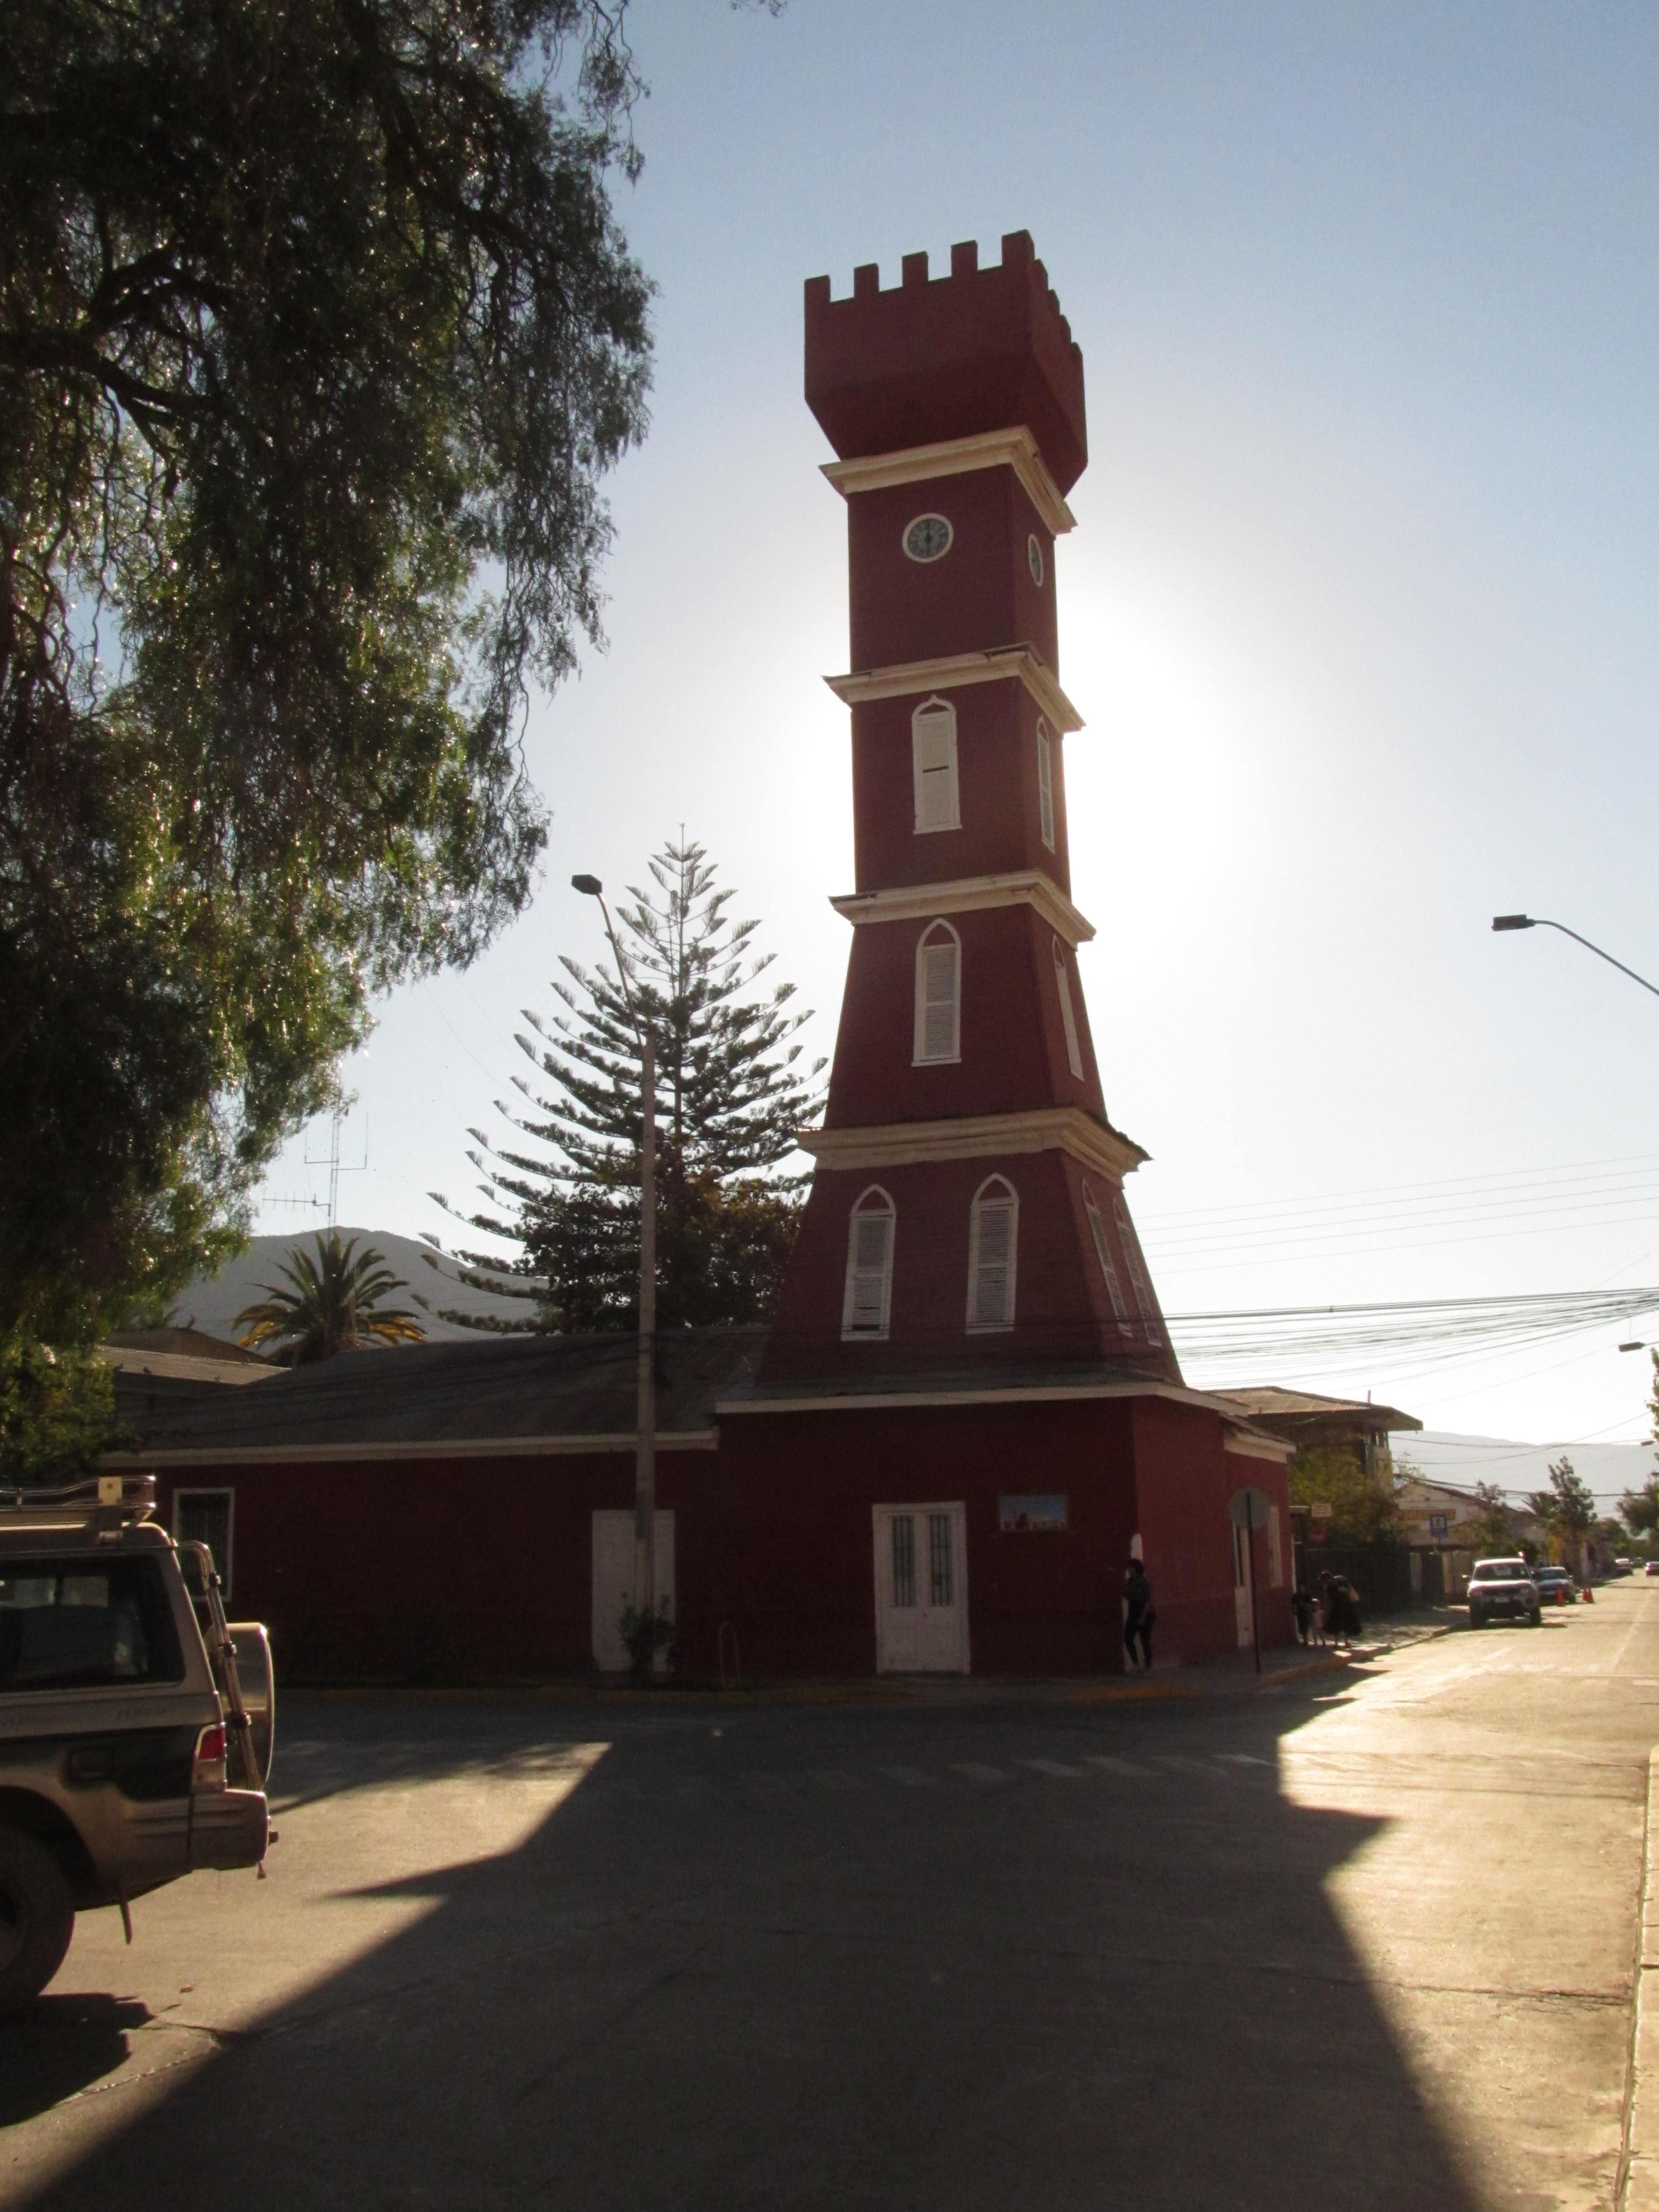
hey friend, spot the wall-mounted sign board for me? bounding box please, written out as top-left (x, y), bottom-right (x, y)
top-left (999, 1494), bottom-right (1068, 1533)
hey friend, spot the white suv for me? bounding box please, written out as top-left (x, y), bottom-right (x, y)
top-left (1467, 1558), bottom-right (1541, 1628)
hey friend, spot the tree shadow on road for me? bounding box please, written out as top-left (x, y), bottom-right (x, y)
top-left (18, 1697), bottom-right (1484, 2212)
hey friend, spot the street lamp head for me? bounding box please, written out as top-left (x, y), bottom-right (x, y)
top-left (571, 873), bottom-right (603, 898)
top-left (1491, 914), bottom-right (1535, 932)
top-left (1621, 1342), bottom-right (1648, 1353)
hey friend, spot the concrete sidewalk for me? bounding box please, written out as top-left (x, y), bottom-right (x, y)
top-left (293, 1606), bottom-right (1466, 1711)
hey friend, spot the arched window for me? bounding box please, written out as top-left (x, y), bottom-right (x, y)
top-left (967, 1175), bottom-right (1019, 1332)
top-left (1081, 1180), bottom-right (1132, 1336)
top-left (914, 920), bottom-right (961, 1065)
top-left (1113, 1194), bottom-right (1164, 1347)
top-left (1036, 718), bottom-right (1055, 851)
top-left (1052, 937), bottom-right (1084, 1081)
top-left (842, 1187), bottom-right (896, 1339)
top-left (911, 696), bottom-right (960, 834)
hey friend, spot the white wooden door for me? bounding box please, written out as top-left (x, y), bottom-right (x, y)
top-left (873, 1504), bottom-right (969, 1673)
top-left (591, 1510), bottom-right (676, 1672)
top-left (1232, 1521), bottom-right (1254, 1649)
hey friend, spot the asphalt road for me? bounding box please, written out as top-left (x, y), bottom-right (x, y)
top-left (5, 1586), bottom-right (1658, 2211)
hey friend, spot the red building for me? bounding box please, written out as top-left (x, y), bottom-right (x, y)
top-left (118, 235), bottom-right (1293, 1680)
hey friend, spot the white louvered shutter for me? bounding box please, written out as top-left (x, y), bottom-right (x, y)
top-left (1036, 723), bottom-right (1055, 850)
top-left (970, 1196), bottom-right (1016, 1329)
top-left (1083, 1185), bottom-right (1132, 1334)
top-left (912, 702), bottom-right (959, 832)
top-left (916, 936), bottom-right (959, 1062)
top-left (1053, 941), bottom-right (1084, 1079)
top-left (1114, 1196), bottom-right (1164, 1345)
top-left (844, 1207), bottom-right (893, 1335)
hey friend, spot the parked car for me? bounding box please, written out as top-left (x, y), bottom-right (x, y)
top-left (1532, 1566), bottom-right (1577, 1605)
top-left (1646, 1561), bottom-right (1659, 1578)
top-left (0, 1474), bottom-right (273, 2012)
top-left (1467, 1558), bottom-right (1542, 1628)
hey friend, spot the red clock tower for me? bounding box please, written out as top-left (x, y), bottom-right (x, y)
top-left (763, 233), bottom-right (1181, 1389)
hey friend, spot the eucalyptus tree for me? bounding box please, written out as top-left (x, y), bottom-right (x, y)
top-left (2, 0), bottom-right (660, 1340)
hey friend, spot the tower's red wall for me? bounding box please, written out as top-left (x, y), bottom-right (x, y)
top-left (846, 470), bottom-right (1058, 675)
top-left (823, 905), bottom-right (1104, 1130)
top-left (150, 1396), bottom-right (1271, 1683)
top-left (805, 232), bottom-right (1088, 492)
top-left (1129, 1401), bottom-right (1295, 1660)
top-left (850, 680), bottom-right (1071, 896)
top-left (693, 1399), bottom-right (1140, 1676)
top-left (763, 1154), bottom-right (1174, 1384)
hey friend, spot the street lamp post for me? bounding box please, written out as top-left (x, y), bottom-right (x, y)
top-left (1491, 915), bottom-right (1659, 1001)
top-left (572, 874), bottom-right (656, 1641)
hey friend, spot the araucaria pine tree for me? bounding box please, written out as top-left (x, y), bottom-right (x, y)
top-left (428, 839), bottom-right (823, 1331)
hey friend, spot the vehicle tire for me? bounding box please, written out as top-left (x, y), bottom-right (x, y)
top-left (0, 1828), bottom-right (75, 2014)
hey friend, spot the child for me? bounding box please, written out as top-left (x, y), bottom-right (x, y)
top-left (1292, 1580), bottom-right (1316, 1647)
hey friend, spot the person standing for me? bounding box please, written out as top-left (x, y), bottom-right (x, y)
top-left (1123, 1558), bottom-right (1155, 1673)
top-left (1292, 1580), bottom-right (1316, 1647)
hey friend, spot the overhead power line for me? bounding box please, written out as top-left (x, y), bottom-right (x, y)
top-left (1167, 1284), bottom-right (1659, 1376)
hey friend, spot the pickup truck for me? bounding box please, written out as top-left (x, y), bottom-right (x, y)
top-left (0, 1474), bottom-right (273, 2011)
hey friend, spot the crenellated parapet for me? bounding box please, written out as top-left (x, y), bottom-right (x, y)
top-left (804, 232), bottom-right (1088, 494)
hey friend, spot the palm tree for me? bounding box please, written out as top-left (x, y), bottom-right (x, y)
top-left (234, 1233), bottom-right (426, 1364)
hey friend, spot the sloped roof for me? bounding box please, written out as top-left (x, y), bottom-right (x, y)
top-left (1212, 1386), bottom-right (1422, 1433)
top-left (98, 1328), bottom-right (276, 1389)
top-left (111, 1327), bottom-right (767, 1462)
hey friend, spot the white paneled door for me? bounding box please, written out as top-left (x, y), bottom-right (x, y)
top-left (872, 1503), bottom-right (969, 1673)
top-left (591, 1510), bottom-right (675, 1673)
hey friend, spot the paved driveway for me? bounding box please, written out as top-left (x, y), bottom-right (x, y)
top-left (5, 1585), bottom-right (1657, 2210)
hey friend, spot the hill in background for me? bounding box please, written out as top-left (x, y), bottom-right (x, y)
top-left (168, 1229), bottom-right (528, 1345)
top-left (1407, 1431), bottom-right (1651, 1512)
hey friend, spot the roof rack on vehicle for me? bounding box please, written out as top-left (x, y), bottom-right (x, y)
top-left (0, 1472), bottom-right (156, 1529)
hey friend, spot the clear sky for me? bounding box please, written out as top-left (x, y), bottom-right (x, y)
top-left (253, 0), bottom-right (1659, 1460)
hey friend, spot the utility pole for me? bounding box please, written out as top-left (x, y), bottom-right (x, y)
top-left (572, 874), bottom-right (656, 1637)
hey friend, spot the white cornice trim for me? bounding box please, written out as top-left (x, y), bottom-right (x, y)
top-left (831, 870), bottom-right (1094, 946)
top-left (801, 1107), bottom-right (1147, 1180)
top-left (103, 1431), bottom-right (719, 1469)
top-left (1223, 1431), bottom-right (1296, 1464)
top-left (716, 1379), bottom-right (1238, 1418)
top-left (825, 648), bottom-right (1082, 734)
top-left (820, 427), bottom-right (1076, 538)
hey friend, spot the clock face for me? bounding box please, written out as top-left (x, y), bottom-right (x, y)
top-left (1027, 534), bottom-right (1045, 587)
top-left (903, 513), bottom-right (953, 563)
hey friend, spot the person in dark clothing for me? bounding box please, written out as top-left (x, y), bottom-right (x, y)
top-left (1292, 1581), bottom-right (1316, 1646)
top-left (1123, 1559), bottom-right (1155, 1672)
top-left (1323, 1573), bottom-right (1361, 1647)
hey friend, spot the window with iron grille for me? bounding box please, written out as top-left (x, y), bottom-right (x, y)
top-left (967, 1177), bottom-right (1018, 1331)
top-left (174, 1488), bottom-right (234, 1601)
top-left (842, 1189), bottom-right (895, 1339)
top-left (928, 1514), bottom-right (953, 1606)
top-left (914, 921), bottom-right (961, 1064)
top-left (891, 1516), bottom-right (916, 1608)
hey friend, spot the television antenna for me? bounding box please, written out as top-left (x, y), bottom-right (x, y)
top-left (304, 1102), bottom-right (368, 1226)
top-left (267, 1105), bottom-right (368, 1222)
